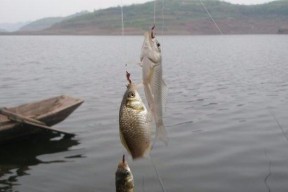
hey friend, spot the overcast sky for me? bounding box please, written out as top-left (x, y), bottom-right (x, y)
top-left (0, 0), bottom-right (276, 23)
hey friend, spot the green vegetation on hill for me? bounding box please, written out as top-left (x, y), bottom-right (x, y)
top-left (45, 0), bottom-right (288, 35)
top-left (3, 0), bottom-right (288, 35)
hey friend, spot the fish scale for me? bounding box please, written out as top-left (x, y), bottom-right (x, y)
top-left (119, 83), bottom-right (152, 159)
top-left (140, 31), bottom-right (168, 145)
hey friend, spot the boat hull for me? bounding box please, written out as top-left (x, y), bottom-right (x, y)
top-left (0, 95), bottom-right (84, 144)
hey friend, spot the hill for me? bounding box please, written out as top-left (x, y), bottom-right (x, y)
top-left (0, 22), bottom-right (29, 32)
top-left (18, 17), bottom-right (64, 32)
top-left (2, 0), bottom-right (288, 35)
top-left (18, 11), bottom-right (90, 32)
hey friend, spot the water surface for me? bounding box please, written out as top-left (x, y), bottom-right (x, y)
top-left (1, 35), bottom-right (288, 192)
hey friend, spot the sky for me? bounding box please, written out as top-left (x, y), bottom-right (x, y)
top-left (0, 0), bottom-right (276, 23)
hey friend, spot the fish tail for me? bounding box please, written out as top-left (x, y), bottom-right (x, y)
top-left (156, 121), bottom-right (168, 145)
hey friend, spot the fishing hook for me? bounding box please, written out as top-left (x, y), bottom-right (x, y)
top-left (126, 71), bottom-right (132, 84)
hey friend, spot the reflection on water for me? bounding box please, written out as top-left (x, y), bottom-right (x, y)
top-left (0, 134), bottom-right (82, 191)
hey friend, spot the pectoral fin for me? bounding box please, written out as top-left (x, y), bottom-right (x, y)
top-left (161, 79), bottom-right (168, 113)
top-left (143, 68), bottom-right (156, 124)
top-left (144, 83), bottom-right (155, 113)
top-left (120, 131), bottom-right (131, 155)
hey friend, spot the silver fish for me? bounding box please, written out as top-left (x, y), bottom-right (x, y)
top-left (140, 29), bottom-right (168, 144)
top-left (115, 155), bottom-right (134, 192)
top-left (119, 80), bottom-right (152, 159)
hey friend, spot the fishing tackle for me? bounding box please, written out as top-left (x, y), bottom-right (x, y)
top-left (126, 71), bottom-right (132, 84)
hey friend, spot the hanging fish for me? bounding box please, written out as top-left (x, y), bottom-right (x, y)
top-left (119, 72), bottom-right (152, 159)
top-left (115, 155), bottom-right (134, 192)
top-left (140, 27), bottom-right (168, 145)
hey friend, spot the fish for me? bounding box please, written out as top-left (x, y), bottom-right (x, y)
top-left (115, 155), bottom-right (134, 192)
top-left (140, 28), bottom-right (168, 145)
top-left (119, 75), bottom-right (152, 159)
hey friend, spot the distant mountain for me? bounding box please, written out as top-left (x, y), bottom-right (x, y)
top-left (0, 22), bottom-right (29, 32)
top-left (18, 11), bottom-right (89, 32)
top-left (2, 0), bottom-right (288, 35)
top-left (18, 17), bottom-right (64, 32)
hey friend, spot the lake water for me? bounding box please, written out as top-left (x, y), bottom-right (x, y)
top-left (0, 35), bottom-right (288, 192)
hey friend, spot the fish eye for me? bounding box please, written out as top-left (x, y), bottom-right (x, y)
top-left (128, 91), bottom-right (135, 98)
top-left (157, 42), bottom-right (160, 47)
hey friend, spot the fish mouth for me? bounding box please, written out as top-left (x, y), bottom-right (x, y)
top-left (143, 30), bottom-right (161, 56)
top-left (117, 158), bottom-right (130, 171)
top-left (143, 31), bottom-right (153, 49)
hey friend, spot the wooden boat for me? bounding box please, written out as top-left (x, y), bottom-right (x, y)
top-left (0, 95), bottom-right (84, 144)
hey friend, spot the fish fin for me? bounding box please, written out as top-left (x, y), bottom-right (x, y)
top-left (148, 67), bottom-right (155, 86)
top-left (144, 83), bottom-right (156, 120)
top-left (131, 141), bottom-right (152, 160)
top-left (156, 122), bottom-right (168, 146)
top-left (138, 62), bottom-right (143, 67)
top-left (161, 79), bottom-right (168, 113)
top-left (143, 143), bottom-right (152, 159)
top-left (143, 67), bottom-right (155, 108)
top-left (159, 80), bottom-right (168, 145)
top-left (120, 131), bottom-right (131, 155)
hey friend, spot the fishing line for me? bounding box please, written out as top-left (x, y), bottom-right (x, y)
top-left (267, 107), bottom-right (288, 142)
top-left (154, 0), bottom-right (156, 25)
top-left (199, 0), bottom-right (223, 34)
top-left (255, 81), bottom-right (288, 143)
top-left (240, 70), bottom-right (286, 191)
top-left (121, 0), bottom-right (125, 36)
top-left (150, 2), bottom-right (167, 192)
top-left (153, 0), bottom-right (165, 37)
top-left (264, 149), bottom-right (272, 192)
top-left (120, 0), bottom-right (128, 72)
top-left (142, 177), bottom-right (146, 192)
top-left (150, 155), bottom-right (166, 192)
top-left (161, 0), bottom-right (165, 36)
top-left (120, 1), bottom-right (166, 191)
